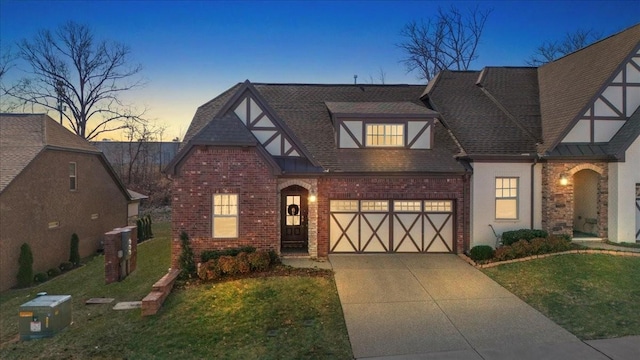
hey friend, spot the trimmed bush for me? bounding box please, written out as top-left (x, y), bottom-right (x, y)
top-left (69, 233), bottom-right (80, 265)
top-left (469, 245), bottom-right (494, 261)
top-left (511, 239), bottom-right (533, 258)
top-left (178, 231), bottom-right (196, 280)
top-left (248, 251), bottom-right (271, 272)
top-left (236, 252), bottom-right (251, 274)
top-left (200, 246), bottom-right (256, 262)
top-left (268, 250), bottom-right (281, 265)
top-left (547, 235), bottom-right (571, 252)
top-left (136, 219), bottom-right (143, 242)
top-left (17, 243), bottom-right (34, 288)
top-left (197, 259), bottom-right (222, 281)
top-left (59, 261), bottom-right (74, 271)
top-left (529, 237), bottom-right (549, 255)
top-left (47, 267), bottom-right (62, 278)
top-left (501, 229), bottom-right (548, 246)
top-left (218, 256), bottom-right (239, 275)
top-left (34, 272), bottom-right (48, 283)
top-left (494, 246), bottom-right (516, 261)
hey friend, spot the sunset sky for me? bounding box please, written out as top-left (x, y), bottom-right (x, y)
top-left (1, 0), bottom-right (638, 141)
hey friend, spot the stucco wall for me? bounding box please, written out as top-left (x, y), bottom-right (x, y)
top-left (609, 135), bottom-right (640, 242)
top-left (470, 162), bottom-right (541, 247)
top-left (0, 149), bottom-right (128, 291)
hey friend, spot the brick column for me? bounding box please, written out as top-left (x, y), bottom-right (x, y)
top-left (104, 229), bottom-right (123, 284)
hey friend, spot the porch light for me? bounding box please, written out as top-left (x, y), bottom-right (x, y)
top-left (559, 174), bottom-right (569, 186)
top-left (309, 194), bottom-right (317, 203)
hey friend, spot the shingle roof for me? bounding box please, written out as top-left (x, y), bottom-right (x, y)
top-left (190, 113), bottom-right (256, 146)
top-left (607, 105), bottom-right (640, 159)
top-left (538, 23), bottom-right (640, 153)
top-left (180, 83), bottom-right (467, 174)
top-left (424, 70), bottom-right (539, 156)
top-left (0, 113), bottom-right (100, 192)
top-left (325, 101), bottom-right (438, 116)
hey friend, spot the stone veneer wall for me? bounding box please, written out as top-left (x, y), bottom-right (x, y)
top-left (541, 162), bottom-right (608, 238)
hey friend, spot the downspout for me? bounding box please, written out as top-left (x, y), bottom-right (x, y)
top-left (530, 157), bottom-right (538, 229)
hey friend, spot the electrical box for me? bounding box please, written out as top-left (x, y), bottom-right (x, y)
top-left (19, 295), bottom-right (72, 340)
top-left (121, 229), bottom-right (132, 259)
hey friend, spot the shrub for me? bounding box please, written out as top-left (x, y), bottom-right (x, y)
top-left (136, 219), bottom-right (143, 242)
top-left (529, 237), bottom-right (549, 255)
top-left (178, 231), bottom-right (196, 280)
top-left (511, 240), bottom-right (534, 258)
top-left (248, 251), bottom-right (271, 272)
top-left (147, 215), bottom-right (154, 238)
top-left (501, 229), bottom-right (548, 246)
top-left (197, 259), bottom-right (222, 281)
top-left (268, 250), bottom-right (281, 265)
top-left (218, 256), bottom-right (239, 275)
top-left (47, 267), bottom-right (62, 277)
top-left (200, 246), bottom-right (256, 262)
top-left (69, 233), bottom-right (80, 265)
top-left (17, 243), bottom-right (34, 288)
top-left (469, 245), bottom-right (494, 261)
top-left (33, 272), bottom-right (48, 283)
top-left (236, 252), bottom-right (251, 274)
top-left (547, 235), bottom-right (571, 252)
top-left (493, 246), bottom-right (516, 261)
top-left (59, 261), bottom-right (74, 271)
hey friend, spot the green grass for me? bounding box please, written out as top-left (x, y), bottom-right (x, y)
top-left (0, 223), bottom-right (352, 359)
top-left (483, 254), bottom-right (640, 340)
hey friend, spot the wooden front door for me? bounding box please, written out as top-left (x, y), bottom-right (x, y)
top-left (281, 186), bottom-right (308, 252)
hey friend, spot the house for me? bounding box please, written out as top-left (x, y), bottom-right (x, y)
top-left (423, 23), bottom-right (640, 246)
top-left (167, 23), bottom-right (639, 265)
top-left (0, 114), bottom-right (133, 291)
top-left (166, 83), bottom-right (471, 264)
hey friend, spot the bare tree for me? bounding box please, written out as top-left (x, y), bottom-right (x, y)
top-left (526, 28), bottom-right (601, 66)
top-left (368, 67), bottom-right (387, 84)
top-left (5, 21), bottom-right (147, 140)
top-left (398, 5), bottom-right (492, 81)
top-left (0, 46), bottom-right (21, 112)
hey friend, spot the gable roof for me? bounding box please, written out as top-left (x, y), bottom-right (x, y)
top-left (177, 83), bottom-right (467, 174)
top-left (324, 101), bottom-right (438, 117)
top-left (538, 23), bottom-right (640, 153)
top-left (0, 113), bottom-right (130, 198)
top-left (423, 69), bottom-right (540, 157)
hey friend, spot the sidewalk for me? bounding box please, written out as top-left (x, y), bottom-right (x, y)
top-left (573, 240), bottom-right (640, 253)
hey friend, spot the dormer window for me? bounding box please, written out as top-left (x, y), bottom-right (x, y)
top-left (366, 124), bottom-right (404, 147)
top-left (325, 101), bottom-right (438, 150)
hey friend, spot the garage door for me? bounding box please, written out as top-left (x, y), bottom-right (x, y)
top-left (636, 188), bottom-right (639, 241)
top-left (330, 200), bottom-right (454, 253)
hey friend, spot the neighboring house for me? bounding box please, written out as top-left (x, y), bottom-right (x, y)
top-left (423, 23), bottom-right (640, 246)
top-left (167, 23), bottom-right (639, 264)
top-left (166, 83), bottom-right (471, 265)
top-left (0, 114), bottom-right (133, 291)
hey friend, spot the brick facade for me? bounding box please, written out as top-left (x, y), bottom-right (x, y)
top-left (541, 162), bottom-right (608, 237)
top-left (171, 146), bottom-right (279, 268)
top-left (170, 146), bottom-right (471, 267)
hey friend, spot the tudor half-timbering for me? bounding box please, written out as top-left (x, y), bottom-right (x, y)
top-left (166, 82), bottom-right (471, 266)
top-left (424, 23), bottom-right (640, 246)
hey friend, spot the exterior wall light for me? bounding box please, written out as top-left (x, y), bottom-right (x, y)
top-left (309, 194), bottom-right (317, 203)
top-left (559, 174), bottom-right (569, 186)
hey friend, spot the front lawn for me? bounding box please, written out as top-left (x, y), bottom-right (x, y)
top-left (482, 254), bottom-right (640, 340)
top-left (0, 223), bottom-right (352, 359)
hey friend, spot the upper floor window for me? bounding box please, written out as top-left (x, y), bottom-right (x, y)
top-left (69, 162), bottom-right (77, 190)
top-left (366, 124), bottom-right (404, 147)
top-left (495, 177), bottom-right (518, 220)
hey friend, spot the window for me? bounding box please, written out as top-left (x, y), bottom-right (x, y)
top-left (424, 200), bottom-right (452, 212)
top-left (213, 194), bottom-right (238, 238)
top-left (69, 162), bottom-right (77, 190)
top-left (366, 124), bottom-right (404, 147)
top-left (495, 177), bottom-right (518, 219)
top-left (394, 201), bottom-right (422, 212)
top-left (361, 200), bottom-right (388, 212)
top-left (330, 200), bottom-right (359, 212)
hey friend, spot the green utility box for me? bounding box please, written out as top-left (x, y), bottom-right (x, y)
top-left (19, 295), bottom-right (72, 340)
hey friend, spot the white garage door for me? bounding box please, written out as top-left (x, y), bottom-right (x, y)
top-left (330, 200), bottom-right (454, 253)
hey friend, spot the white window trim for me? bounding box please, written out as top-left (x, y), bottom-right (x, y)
top-left (495, 177), bottom-right (519, 220)
top-left (365, 123), bottom-right (405, 147)
top-left (212, 194), bottom-right (239, 238)
top-left (69, 162), bottom-right (77, 191)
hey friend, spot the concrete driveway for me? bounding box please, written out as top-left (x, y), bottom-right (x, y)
top-left (329, 254), bottom-right (612, 360)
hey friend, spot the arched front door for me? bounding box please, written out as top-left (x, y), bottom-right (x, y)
top-left (281, 185), bottom-right (308, 252)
